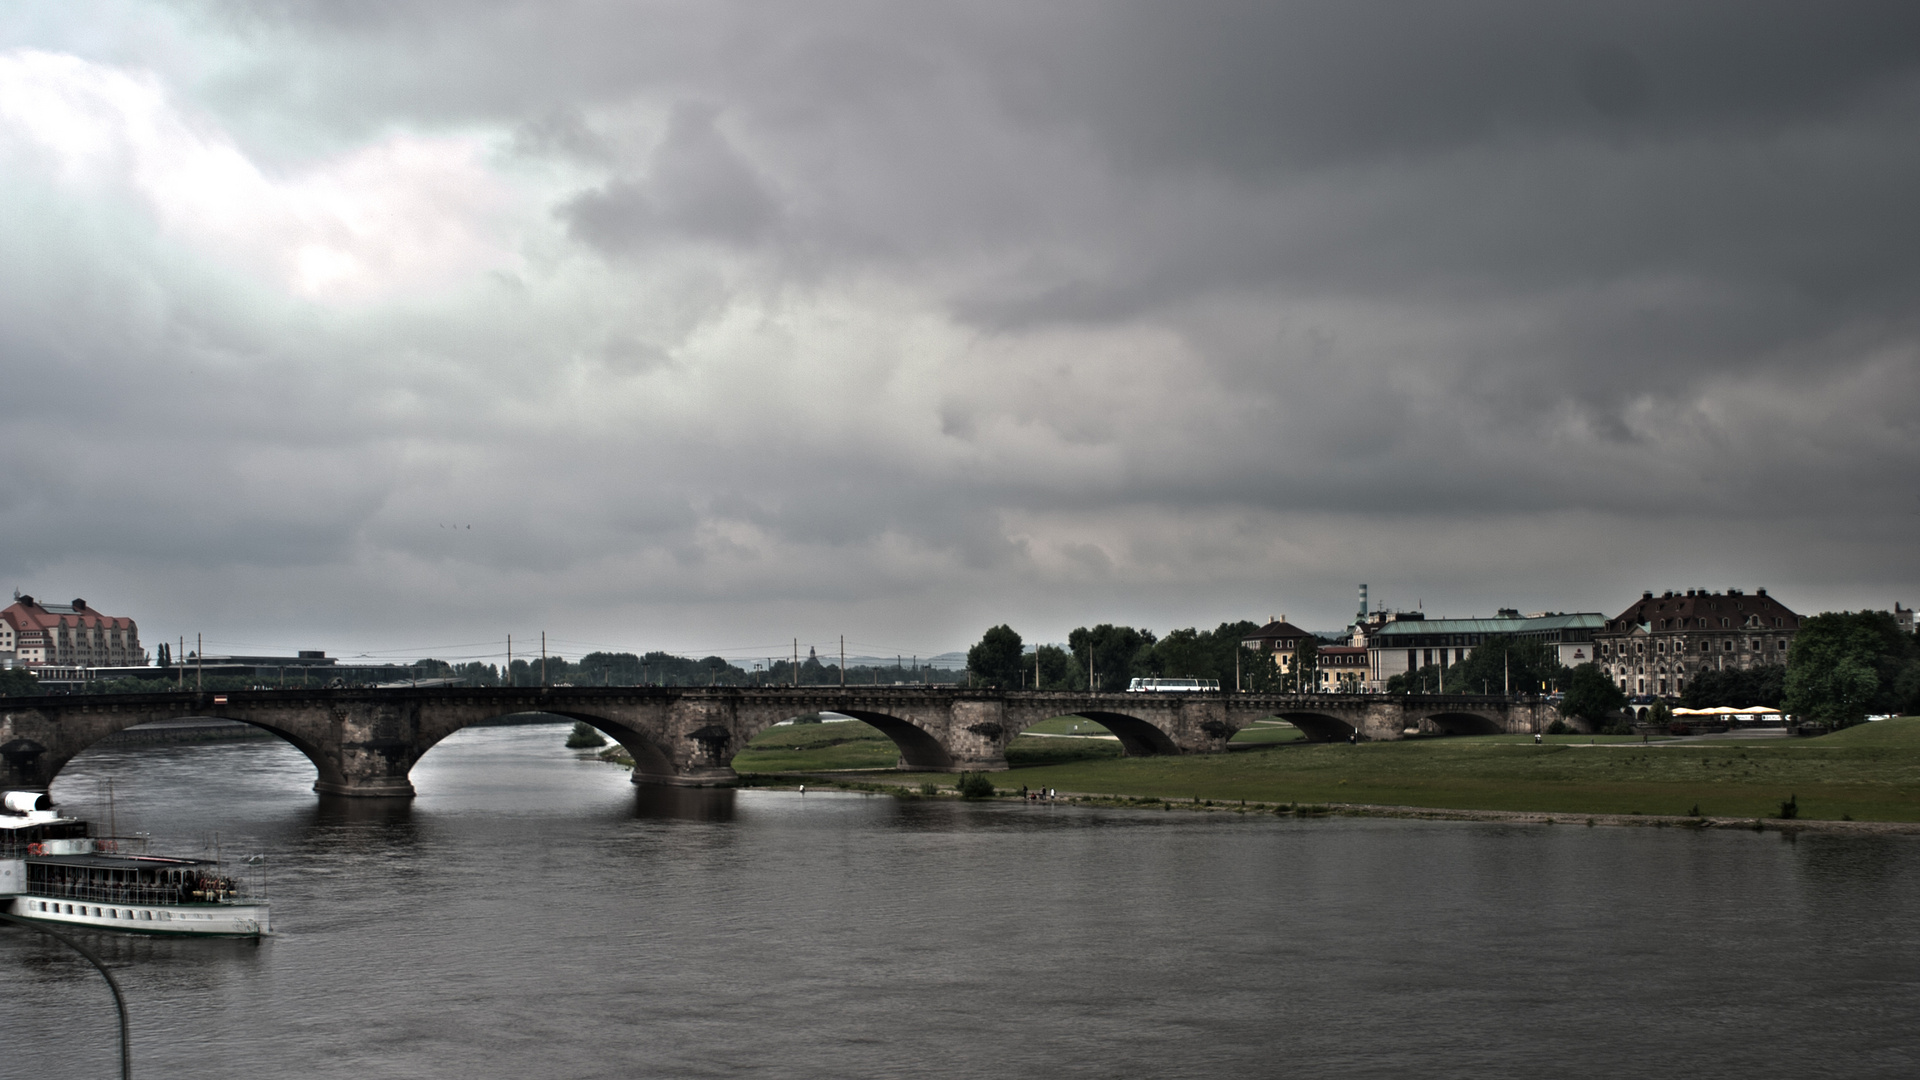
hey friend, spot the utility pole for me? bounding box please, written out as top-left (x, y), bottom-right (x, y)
top-left (1503, 651), bottom-right (1510, 697)
top-left (196, 633), bottom-right (202, 692)
top-left (507, 634), bottom-right (512, 687)
top-left (840, 635), bottom-right (846, 686)
top-left (1035, 648), bottom-right (1041, 691)
top-left (541, 632), bottom-right (547, 687)
top-left (1235, 648), bottom-right (1241, 694)
top-left (793, 639), bottom-right (799, 687)
top-left (178, 637), bottom-right (184, 689)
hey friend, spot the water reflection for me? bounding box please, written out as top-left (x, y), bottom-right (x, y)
top-left (309, 794), bottom-right (415, 828)
top-left (632, 784), bottom-right (735, 822)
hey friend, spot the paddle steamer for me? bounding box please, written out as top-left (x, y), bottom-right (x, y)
top-left (0, 790), bottom-right (269, 937)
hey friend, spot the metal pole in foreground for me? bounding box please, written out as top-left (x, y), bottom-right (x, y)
top-left (0, 912), bottom-right (131, 1079)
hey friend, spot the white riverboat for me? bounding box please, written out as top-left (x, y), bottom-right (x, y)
top-left (0, 791), bottom-right (269, 937)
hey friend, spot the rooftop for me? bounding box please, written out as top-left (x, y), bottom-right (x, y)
top-left (1372, 612), bottom-right (1604, 638)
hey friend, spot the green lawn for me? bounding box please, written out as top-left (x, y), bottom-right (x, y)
top-left (731, 719), bottom-right (902, 771)
top-left (918, 720), bottom-right (1920, 820)
top-left (732, 715), bottom-right (1920, 823)
top-left (1229, 721), bottom-right (1306, 745)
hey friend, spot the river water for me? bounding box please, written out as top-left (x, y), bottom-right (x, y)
top-left (6, 723), bottom-right (1920, 1078)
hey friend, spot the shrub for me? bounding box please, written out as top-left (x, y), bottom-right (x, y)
top-left (565, 721), bottom-right (607, 748)
top-left (956, 772), bottom-right (996, 799)
top-left (918, 782), bottom-right (939, 796)
top-left (1778, 794), bottom-right (1799, 820)
top-left (1545, 720), bottom-right (1572, 735)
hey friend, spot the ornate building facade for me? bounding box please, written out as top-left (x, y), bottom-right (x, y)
top-left (0, 595), bottom-right (143, 668)
top-left (1592, 588), bottom-right (1799, 697)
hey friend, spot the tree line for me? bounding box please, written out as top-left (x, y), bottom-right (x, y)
top-left (969, 621), bottom-right (1321, 692)
top-left (966, 610), bottom-right (1920, 730)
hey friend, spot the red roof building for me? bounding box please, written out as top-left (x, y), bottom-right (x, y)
top-left (1, 595), bottom-right (143, 668)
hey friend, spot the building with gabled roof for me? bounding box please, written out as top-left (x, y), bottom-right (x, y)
top-left (1241, 616), bottom-right (1318, 679)
top-left (1592, 588), bottom-right (1799, 698)
top-left (0, 594), bottom-right (143, 669)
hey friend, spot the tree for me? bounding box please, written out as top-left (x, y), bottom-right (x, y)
top-left (1784, 611), bottom-right (1917, 726)
top-left (1144, 621), bottom-right (1261, 689)
top-left (967, 625), bottom-right (1025, 688)
top-left (1290, 639), bottom-right (1320, 692)
top-left (1682, 665), bottom-right (1786, 709)
top-left (1441, 635), bottom-right (1565, 697)
top-left (1385, 664), bottom-right (1443, 695)
top-left (1559, 663), bottom-right (1627, 723)
top-left (0, 667), bottom-right (40, 696)
top-left (1066, 624), bottom-right (1155, 692)
top-left (1647, 699), bottom-right (1674, 730)
top-left (1033, 644), bottom-right (1076, 690)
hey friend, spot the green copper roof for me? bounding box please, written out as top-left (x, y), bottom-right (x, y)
top-left (1372, 613), bottom-right (1603, 638)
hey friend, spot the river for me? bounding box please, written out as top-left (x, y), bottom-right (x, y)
top-left (5, 723), bottom-right (1919, 1078)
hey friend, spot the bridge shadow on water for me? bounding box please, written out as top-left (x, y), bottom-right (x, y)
top-left (632, 784), bottom-right (735, 823)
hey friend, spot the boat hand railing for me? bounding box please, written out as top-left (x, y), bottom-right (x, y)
top-left (24, 881), bottom-right (255, 905)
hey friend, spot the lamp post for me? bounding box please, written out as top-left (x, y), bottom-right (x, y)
top-left (0, 913), bottom-right (131, 1079)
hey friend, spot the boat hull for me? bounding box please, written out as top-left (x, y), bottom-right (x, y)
top-left (6, 894), bottom-right (268, 937)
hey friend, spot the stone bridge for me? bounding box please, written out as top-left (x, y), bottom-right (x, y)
top-left (0, 687), bottom-right (1557, 797)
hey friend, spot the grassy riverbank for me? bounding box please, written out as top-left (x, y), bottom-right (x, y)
top-left (730, 718), bottom-right (1920, 823)
top-left (728, 716), bottom-right (1127, 771)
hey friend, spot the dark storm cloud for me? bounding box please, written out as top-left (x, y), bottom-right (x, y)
top-left (0, 0), bottom-right (1914, 652)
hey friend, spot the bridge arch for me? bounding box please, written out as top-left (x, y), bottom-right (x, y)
top-left (1271, 712), bottom-right (1357, 742)
top-left (1419, 711), bottom-right (1506, 737)
top-left (27, 712), bottom-right (355, 795)
top-left (411, 710), bottom-right (682, 787)
top-left (734, 709), bottom-right (957, 772)
top-left (1019, 711), bottom-right (1180, 757)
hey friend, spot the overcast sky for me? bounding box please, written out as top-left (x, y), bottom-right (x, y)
top-left (2, 1), bottom-right (1916, 665)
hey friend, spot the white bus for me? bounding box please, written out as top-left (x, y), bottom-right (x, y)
top-left (1125, 677), bottom-right (1220, 693)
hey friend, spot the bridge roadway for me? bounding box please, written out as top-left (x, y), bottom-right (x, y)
top-left (0, 686), bottom-right (1559, 797)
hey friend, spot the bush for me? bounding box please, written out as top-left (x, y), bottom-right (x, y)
top-left (1545, 720), bottom-right (1571, 735)
top-left (918, 782), bottom-right (939, 796)
top-left (1778, 794), bottom-right (1799, 820)
top-left (955, 772), bottom-right (996, 799)
top-left (565, 721), bottom-right (607, 748)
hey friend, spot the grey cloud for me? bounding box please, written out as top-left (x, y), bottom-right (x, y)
top-left (562, 103), bottom-right (781, 251)
top-left (0, 1), bottom-right (1913, 649)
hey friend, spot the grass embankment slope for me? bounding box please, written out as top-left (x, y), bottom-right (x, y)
top-left (921, 721), bottom-right (1920, 822)
top-left (734, 718), bottom-right (1920, 823)
top-left (730, 716), bottom-right (1135, 771)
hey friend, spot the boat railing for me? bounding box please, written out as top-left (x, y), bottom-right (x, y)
top-left (0, 836), bottom-right (150, 858)
top-left (24, 881), bottom-right (257, 906)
